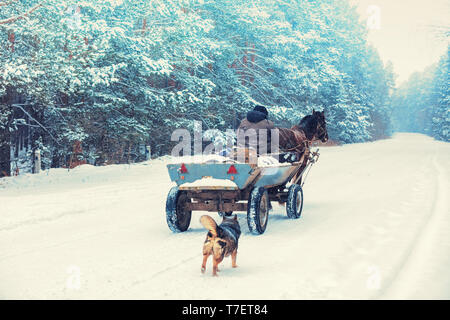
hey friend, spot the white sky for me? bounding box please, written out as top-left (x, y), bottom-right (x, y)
top-left (351, 0), bottom-right (449, 86)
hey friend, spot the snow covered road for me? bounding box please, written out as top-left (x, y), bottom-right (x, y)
top-left (0, 133), bottom-right (449, 299)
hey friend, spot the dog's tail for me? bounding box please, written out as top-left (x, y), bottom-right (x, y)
top-left (200, 215), bottom-right (218, 237)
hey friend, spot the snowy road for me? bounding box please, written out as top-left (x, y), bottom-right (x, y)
top-left (0, 133), bottom-right (449, 299)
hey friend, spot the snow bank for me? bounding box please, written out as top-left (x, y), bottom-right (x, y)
top-left (179, 177), bottom-right (238, 189)
top-left (170, 153), bottom-right (289, 168)
top-left (169, 154), bottom-right (235, 164)
top-left (0, 160), bottom-right (164, 194)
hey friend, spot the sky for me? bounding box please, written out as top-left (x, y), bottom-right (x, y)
top-left (351, 0), bottom-right (449, 86)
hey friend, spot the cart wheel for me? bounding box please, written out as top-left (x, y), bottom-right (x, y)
top-left (286, 184), bottom-right (303, 219)
top-left (247, 187), bottom-right (269, 235)
top-left (166, 186), bottom-right (192, 233)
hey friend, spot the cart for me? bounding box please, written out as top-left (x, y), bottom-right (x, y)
top-left (165, 149), bottom-right (320, 235)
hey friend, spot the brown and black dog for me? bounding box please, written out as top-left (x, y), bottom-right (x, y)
top-left (200, 215), bottom-right (241, 276)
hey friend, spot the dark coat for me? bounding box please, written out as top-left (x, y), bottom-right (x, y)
top-left (236, 110), bottom-right (275, 154)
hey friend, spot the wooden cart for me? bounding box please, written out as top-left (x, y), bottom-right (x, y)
top-left (165, 149), bottom-right (319, 235)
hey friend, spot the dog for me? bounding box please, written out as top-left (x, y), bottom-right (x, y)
top-left (200, 214), bottom-right (241, 276)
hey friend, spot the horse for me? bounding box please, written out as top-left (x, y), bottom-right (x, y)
top-left (277, 109), bottom-right (328, 159)
top-left (273, 109), bottom-right (328, 185)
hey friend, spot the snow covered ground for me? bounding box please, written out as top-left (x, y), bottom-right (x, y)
top-left (0, 133), bottom-right (449, 299)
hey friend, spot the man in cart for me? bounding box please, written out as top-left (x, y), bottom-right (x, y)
top-left (236, 105), bottom-right (275, 159)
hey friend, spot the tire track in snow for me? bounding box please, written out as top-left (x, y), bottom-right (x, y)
top-left (378, 147), bottom-right (448, 299)
top-left (321, 146), bottom-right (436, 299)
top-left (0, 229), bottom-right (112, 262)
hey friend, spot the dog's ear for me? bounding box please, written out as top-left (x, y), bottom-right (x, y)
top-left (233, 215), bottom-right (237, 221)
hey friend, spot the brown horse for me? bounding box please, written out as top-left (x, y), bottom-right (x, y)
top-left (277, 109), bottom-right (328, 159)
top-left (277, 110), bottom-right (328, 165)
top-left (275, 110), bottom-right (328, 185)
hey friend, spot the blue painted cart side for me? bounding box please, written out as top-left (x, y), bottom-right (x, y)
top-left (167, 162), bottom-right (300, 190)
top-left (167, 163), bottom-right (255, 189)
top-left (253, 165), bottom-right (299, 188)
